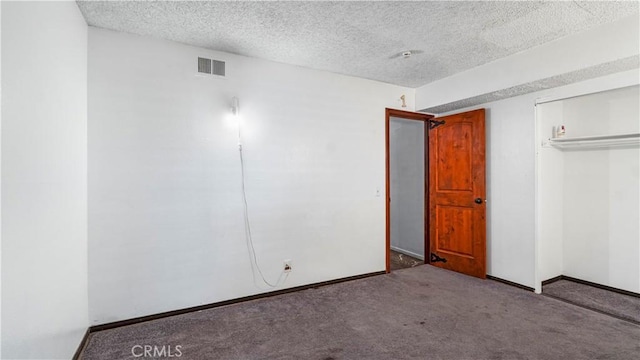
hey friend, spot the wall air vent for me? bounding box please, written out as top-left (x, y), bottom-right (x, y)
top-left (198, 57), bottom-right (226, 77)
top-left (198, 57), bottom-right (212, 74)
top-left (212, 60), bottom-right (225, 76)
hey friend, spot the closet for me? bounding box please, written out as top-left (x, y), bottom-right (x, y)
top-left (537, 85), bottom-right (640, 294)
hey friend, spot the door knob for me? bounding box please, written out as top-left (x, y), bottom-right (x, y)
top-left (474, 198), bottom-right (483, 204)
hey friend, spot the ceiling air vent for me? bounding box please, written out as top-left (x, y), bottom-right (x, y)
top-left (198, 57), bottom-right (225, 77)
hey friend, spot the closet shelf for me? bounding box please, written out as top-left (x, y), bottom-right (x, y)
top-left (543, 133), bottom-right (640, 149)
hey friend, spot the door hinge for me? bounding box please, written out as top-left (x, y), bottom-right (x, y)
top-left (430, 253), bottom-right (447, 263)
top-left (429, 119), bottom-right (445, 130)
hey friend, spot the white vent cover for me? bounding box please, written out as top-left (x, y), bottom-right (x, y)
top-left (198, 57), bottom-right (225, 76)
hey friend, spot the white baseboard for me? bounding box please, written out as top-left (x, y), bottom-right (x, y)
top-left (390, 246), bottom-right (424, 261)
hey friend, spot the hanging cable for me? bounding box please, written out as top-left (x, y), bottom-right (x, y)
top-left (234, 97), bottom-right (287, 288)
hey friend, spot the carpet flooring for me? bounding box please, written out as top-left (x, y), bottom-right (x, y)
top-left (543, 279), bottom-right (640, 325)
top-left (81, 266), bottom-right (640, 360)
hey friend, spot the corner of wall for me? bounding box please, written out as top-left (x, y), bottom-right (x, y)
top-left (1, 1), bottom-right (89, 358)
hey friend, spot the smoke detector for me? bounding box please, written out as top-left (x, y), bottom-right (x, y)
top-left (389, 50), bottom-right (424, 60)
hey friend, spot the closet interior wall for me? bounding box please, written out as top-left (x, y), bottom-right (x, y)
top-left (537, 85), bottom-right (640, 293)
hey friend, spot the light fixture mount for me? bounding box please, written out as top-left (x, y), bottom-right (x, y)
top-left (231, 96), bottom-right (240, 116)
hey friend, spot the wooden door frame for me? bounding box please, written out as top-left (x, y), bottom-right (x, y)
top-left (385, 108), bottom-right (434, 273)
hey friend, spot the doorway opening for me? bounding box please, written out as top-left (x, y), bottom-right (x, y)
top-left (385, 109), bottom-right (433, 272)
top-left (385, 108), bottom-right (487, 278)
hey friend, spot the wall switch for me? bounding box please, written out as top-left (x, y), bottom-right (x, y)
top-left (283, 259), bottom-right (292, 273)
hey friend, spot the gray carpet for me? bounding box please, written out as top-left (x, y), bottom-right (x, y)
top-left (543, 279), bottom-right (640, 325)
top-left (81, 266), bottom-right (640, 360)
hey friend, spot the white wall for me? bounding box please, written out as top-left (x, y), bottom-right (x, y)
top-left (425, 70), bottom-right (639, 290)
top-left (1, 1), bottom-right (88, 359)
top-left (389, 117), bottom-right (425, 259)
top-left (88, 28), bottom-right (413, 325)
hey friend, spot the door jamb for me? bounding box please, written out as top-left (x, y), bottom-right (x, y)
top-left (385, 108), bottom-right (434, 273)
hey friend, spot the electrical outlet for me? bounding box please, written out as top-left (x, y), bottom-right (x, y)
top-left (283, 259), bottom-right (292, 273)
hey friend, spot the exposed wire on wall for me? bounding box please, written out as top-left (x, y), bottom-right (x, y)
top-left (233, 97), bottom-right (288, 288)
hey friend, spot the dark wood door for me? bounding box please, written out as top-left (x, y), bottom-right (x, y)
top-left (428, 109), bottom-right (486, 278)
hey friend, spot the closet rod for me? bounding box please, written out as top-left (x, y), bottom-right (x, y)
top-left (542, 132), bottom-right (640, 149)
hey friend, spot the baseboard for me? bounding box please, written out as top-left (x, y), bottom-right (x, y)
top-left (72, 328), bottom-right (90, 360)
top-left (541, 275), bottom-right (640, 298)
top-left (390, 246), bottom-right (425, 261)
top-left (541, 275), bottom-right (563, 286)
top-left (555, 276), bottom-right (640, 298)
top-left (89, 270), bottom-right (386, 333)
top-left (486, 275), bottom-right (535, 292)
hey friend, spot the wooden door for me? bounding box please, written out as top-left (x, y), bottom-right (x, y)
top-left (428, 109), bottom-right (486, 278)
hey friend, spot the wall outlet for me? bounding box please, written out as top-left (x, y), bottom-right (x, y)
top-left (283, 259), bottom-right (292, 273)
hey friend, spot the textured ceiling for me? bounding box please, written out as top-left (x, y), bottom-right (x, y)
top-left (77, 1), bottom-right (638, 88)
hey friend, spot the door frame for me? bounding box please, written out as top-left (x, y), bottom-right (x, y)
top-left (385, 108), bottom-right (434, 273)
